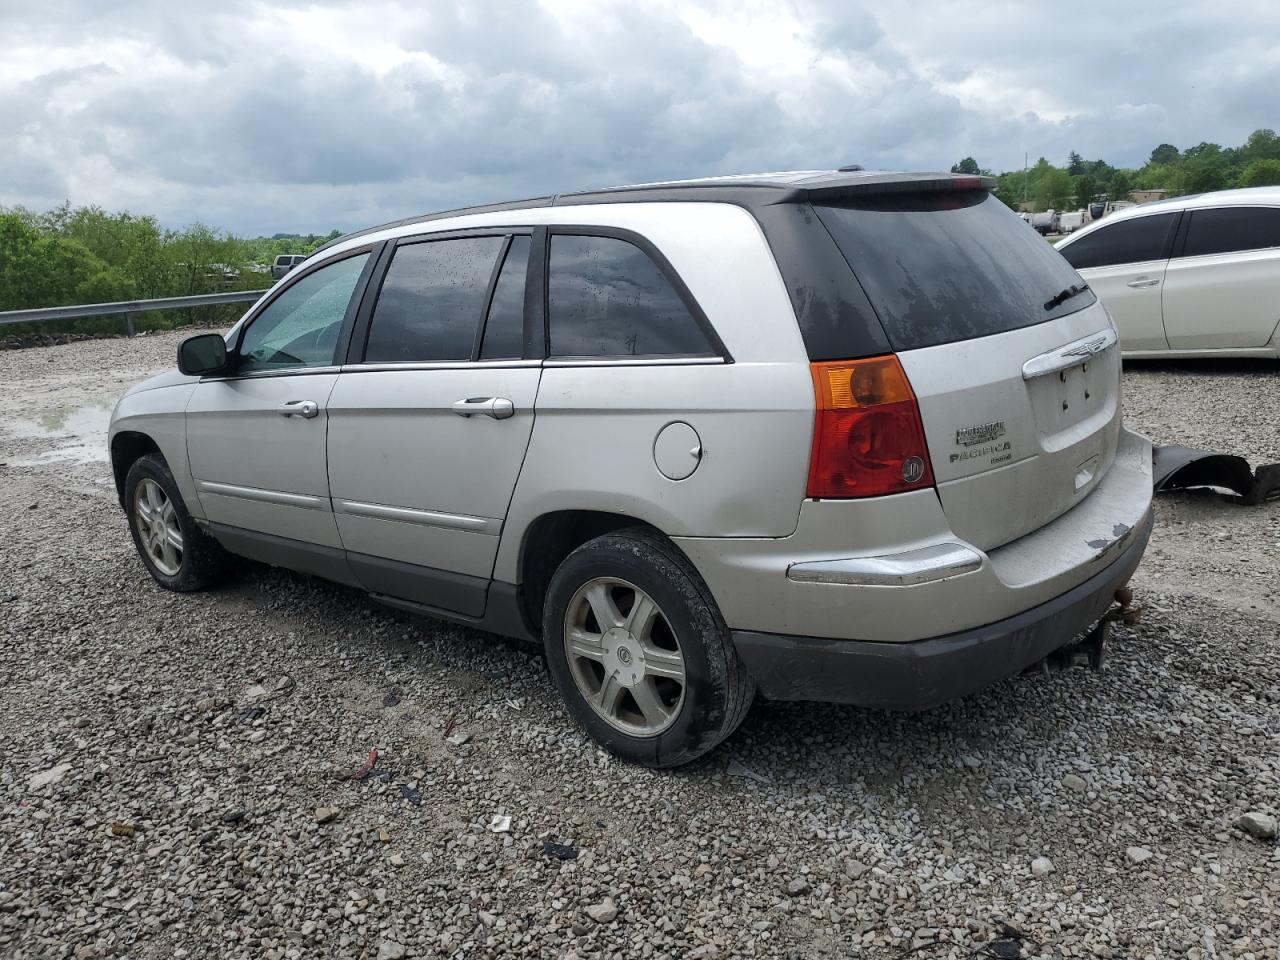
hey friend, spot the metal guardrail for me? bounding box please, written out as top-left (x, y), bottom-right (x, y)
top-left (0, 289), bottom-right (269, 336)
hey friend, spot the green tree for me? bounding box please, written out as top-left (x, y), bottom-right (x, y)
top-left (1149, 143), bottom-right (1180, 166)
top-left (1066, 151), bottom-right (1085, 176)
top-left (1035, 168), bottom-right (1073, 211)
top-left (0, 214), bottom-right (102, 310)
top-left (1235, 159), bottom-right (1280, 188)
top-left (1241, 129), bottom-right (1280, 163)
top-left (951, 157), bottom-right (981, 175)
top-left (1108, 169), bottom-right (1135, 200)
top-left (1073, 174), bottom-right (1096, 209)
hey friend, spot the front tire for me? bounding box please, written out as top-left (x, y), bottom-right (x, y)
top-left (124, 453), bottom-right (229, 592)
top-left (542, 527), bottom-right (753, 768)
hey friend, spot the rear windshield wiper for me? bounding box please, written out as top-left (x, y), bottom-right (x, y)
top-left (1043, 282), bottom-right (1090, 312)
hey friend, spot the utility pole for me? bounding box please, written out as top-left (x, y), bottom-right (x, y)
top-left (1022, 152), bottom-right (1028, 206)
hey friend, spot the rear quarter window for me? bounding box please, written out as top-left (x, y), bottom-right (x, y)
top-left (1181, 206), bottom-right (1280, 257)
top-left (1058, 213), bottom-right (1177, 270)
top-left (815, 191), bottom-right (1096, 352)
top-left (547, 234), bottom-right (717, 358)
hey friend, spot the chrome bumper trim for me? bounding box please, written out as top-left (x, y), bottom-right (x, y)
top-left (786, 542), bottom-right (984, 586)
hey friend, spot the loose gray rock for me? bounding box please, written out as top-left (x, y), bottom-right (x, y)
top-left (726, 760), bottom-right (769, 784)
top-left (314, 807), bottom-right (338, 824)
top-left (28, 763), bottom-right (72, 790)
top-left (1125, 846), bottom-right (1153, 865)
top-left (1234, 811), bottom-right (1277, 840)
top-left (1031, 856), bottom-right (1055, 878)
top-left (785, 878), bottom-right (811, 896)
top-left (1062, 773), bottom-right (1088, 792)
top-left (585, 898), bottom-right (619, 924)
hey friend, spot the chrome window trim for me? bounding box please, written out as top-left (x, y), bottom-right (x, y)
top-left (201, 365), bottom-right (342, 383)
top-left (339, 359), bottom-right (543, 373)
top-left (543, 356), bottom-right (727, 368)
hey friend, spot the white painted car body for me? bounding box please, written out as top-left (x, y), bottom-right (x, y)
top-left (1056, 187), bottom-right (1280, 358)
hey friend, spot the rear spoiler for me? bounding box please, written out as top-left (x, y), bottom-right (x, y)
top-left (791, 173), bottom-right (997, 203)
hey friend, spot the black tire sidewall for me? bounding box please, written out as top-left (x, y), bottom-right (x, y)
top-left (124, 454), bottom-right (201, 591)
top-left (542, 531), bottom-right (737, 768)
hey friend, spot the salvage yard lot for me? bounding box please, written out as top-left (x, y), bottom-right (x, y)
top-left (1, 331), bottom-right (1277, 960)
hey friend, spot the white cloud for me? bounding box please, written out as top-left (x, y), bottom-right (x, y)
top-left (1, 0), bottom-right (1276, 234)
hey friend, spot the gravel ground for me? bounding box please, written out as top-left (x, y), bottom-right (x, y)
top-left (1, 332), bottom-right (1277, 960)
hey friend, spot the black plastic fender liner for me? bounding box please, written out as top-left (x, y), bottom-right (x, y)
top-left (1152, 445), bottom-right (1280, 505)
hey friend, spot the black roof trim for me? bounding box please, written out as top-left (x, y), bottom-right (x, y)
top-left (314, 196), bottom-right (553, 254)
top-left (312, 171), bottom-right (994, 253)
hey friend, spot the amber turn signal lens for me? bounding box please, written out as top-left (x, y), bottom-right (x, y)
top-left (806, 356), bottom-right (936, 499)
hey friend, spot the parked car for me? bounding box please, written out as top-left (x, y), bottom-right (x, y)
top-left (1058, 210), bottom-right (1084, 234)
top-left (1030, 210), bottom-right (1059, 235)
top-left (109, 170), bottom-right (1153, 767)
top-left (1056, 187), bottom-right (1280, 357)
top-left (270, 254), bottom-right (308, 280)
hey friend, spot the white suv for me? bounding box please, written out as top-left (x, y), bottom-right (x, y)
top-left (1056, 187), bottom-right (1280, 357)
top-left (109, 170), bottom-right (1153, 767)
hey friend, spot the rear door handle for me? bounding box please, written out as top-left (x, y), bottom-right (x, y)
top-left (278, 400), bottom-right (319, 418)
top-left (1126, 277), bottom-right (1160, 288)
top-left (452, 397), bottom-right (515, 420)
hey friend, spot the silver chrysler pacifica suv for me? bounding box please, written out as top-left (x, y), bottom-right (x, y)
top-left (109, 170), bottom-right (1154, 767)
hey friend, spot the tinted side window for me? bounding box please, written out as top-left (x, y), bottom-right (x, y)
top-left (364, 237), bottom-right (504, 363)
top-left (238, 253), bottom-right (369, 373)
top-left (480, 236), bottom-right (530, 360)
top-left (1182, 207), bottom-right (1280, 258)
top-left (548, 235), bottom-right (714, 358)
top-left (1059, 213), bottom-right (1176, 270)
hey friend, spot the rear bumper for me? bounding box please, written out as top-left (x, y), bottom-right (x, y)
top-left (732, 506), bottom-right (1151, 709)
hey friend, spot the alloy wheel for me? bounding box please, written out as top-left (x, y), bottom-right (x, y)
top-left (563, 577), bottom-right (687, 736)
top-left (133, 477), bottom-right (184, 576)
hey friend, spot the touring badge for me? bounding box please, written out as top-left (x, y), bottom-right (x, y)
top-left (955, 420), bottom-right (1006, 447)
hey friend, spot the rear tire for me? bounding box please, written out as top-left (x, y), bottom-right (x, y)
top-left (124, 453), bottom-right (230, 592)
top-left (542, 527), bottom-right (753, 768)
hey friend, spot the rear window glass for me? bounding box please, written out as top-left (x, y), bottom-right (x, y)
top-left (1059, 213), bottom-right (1177, 270)
top-left (815, 191), bottom-right (1096, 351)
top-left (1182, 206), bottom-right (1280, 257)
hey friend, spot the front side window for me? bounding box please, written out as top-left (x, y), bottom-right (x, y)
top-left (1059, 213), bottom-right (1177, 270)
top-left (237, 252), bottom-right (369, 373)
top-left (547, 234), bottom-right (714, 358)
top-left (364, 237), bottom-right (505, 363)
top-left (1182, 206), bottom-right (1280, 258)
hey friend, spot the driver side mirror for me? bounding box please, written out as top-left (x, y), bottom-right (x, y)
top-left (177, 333), bottom-right (230, 376)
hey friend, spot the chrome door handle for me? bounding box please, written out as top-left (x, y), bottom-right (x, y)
top-left (452, 397), bottom-right (515, 420)
top-left (278, 400), bottom-right (319, 418)
top-left (1126, 277), bottom-right (1160, 288)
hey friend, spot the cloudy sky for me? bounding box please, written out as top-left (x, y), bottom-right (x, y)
top-left (3, 0), bottom-right (1277, 235)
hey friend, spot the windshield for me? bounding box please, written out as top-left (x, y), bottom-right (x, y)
top-left (814, 191), bottom-right (1095, 351)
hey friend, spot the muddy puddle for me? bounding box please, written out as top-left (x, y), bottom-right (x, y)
top-left (6, 404), bottom-right (113, 465)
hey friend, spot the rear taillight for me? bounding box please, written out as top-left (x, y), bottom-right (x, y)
top-left (806, 356), bottom-right (935, 499)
